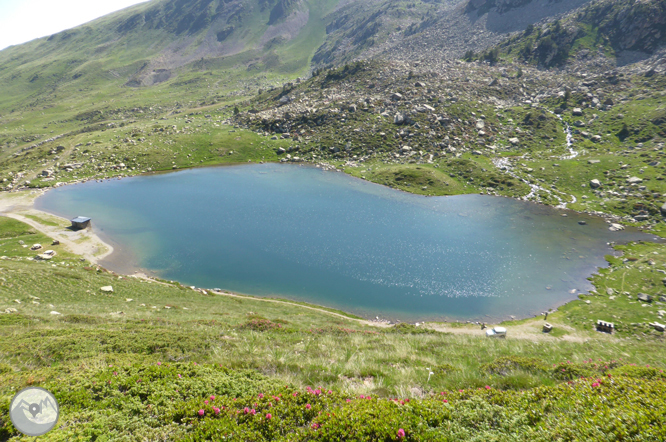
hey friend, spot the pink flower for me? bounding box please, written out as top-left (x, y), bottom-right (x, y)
top-left (113, 371), bottom-right (118, 376)
top-left (266, 413), bottom-right (272, 420)
top-left (178, 374), bottom-right (182, 378)
top-left (244, 407), bottom-right (250, 414)
top-left (397, 428), bottom-right (406, 439)
top-left (311, 423), bottom-right (319, 430)
top-left (443, 399), bottom-right (448, 403)
top-left (250, 409), bottom-right (256, 415)
top-left (204, 400), bottom-right (209, 405)
top-left (109, 364), bottom-right (113, 367)
top-left (400, 400), bottom-right (405, 405)
top-left (328, 390), bottom-right (332, 394)
top-left (293, 392), bottom-right (298, 397)
top-left (592, 382), bottom-right (600, 388)
top-left (485, 385), bottom-right (491, 390)
top-left (214, 407), bottom-right (220, 415)
top-left (258, 393), bottom-right (264, 399)
top-left (360, 395), bottom-right (365, 399)
top-left (305, 404), bottom-right (311, 410)
top-left (346, 399), bottom-right (351, 403)
top-left (198, 409), bottom-right (204, 416)
top-left (157, 362), bottom-right (161, 366)
top-left (210, 395), bottom-right (215, 400)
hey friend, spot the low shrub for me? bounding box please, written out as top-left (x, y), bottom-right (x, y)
top-left (391, 323), bottom-right (436, 334)
top-left (3, 362), bottom-right (666, 441)
top-left (481, 356), bottom-right (548, 375)
top-left (238, 319), bottom-right (283, 331)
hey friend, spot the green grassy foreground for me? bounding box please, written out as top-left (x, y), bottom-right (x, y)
top-left (1, 214), bottom-right (666, 440)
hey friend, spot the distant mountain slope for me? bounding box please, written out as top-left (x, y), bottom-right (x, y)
top-left (0, 0), bottom-right (658, 131)
top-left (475, 0), bottom-right (666, 67)
top-left (0, 0), bottom-right (339, 113)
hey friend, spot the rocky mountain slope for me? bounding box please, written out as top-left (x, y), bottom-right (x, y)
top-left (0, 0), bottom-right (665, 228)
top-left (477, 0), bottom-right (666, 68)
top-left (0, 0), bottom-right (611, 115)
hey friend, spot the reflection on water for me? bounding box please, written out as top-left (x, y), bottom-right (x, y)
top-left (36, 163), bottom-right (658, 321)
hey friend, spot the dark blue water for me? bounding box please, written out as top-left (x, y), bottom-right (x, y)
top-left (36, 164), bottom-right (655, 321)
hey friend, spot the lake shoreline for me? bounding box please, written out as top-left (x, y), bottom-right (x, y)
top-left (3, 164), bottom-right (663, 325)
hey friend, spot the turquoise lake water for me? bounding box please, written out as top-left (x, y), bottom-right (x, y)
top-left (36, 163), bottom-right (657, 321)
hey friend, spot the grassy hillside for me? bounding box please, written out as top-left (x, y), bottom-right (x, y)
top-left (1, 210), bottom-right (666, 439)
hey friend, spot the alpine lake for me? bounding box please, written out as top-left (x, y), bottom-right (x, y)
top-left (36, 163), bottom-right (658, 322)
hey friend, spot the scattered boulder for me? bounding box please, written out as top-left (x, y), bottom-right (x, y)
top-left (660, 202), bottom-right (666, 216)
top-left (101, 286), bottom-right (114, 293)
top-left (590, 179), bottom-right (601, 189)
top-left (649, 322), bottom-right (665, 332)
top-left (394, 113), bottom-right (410, 125)
top-left (637, 293), bottom-right (653, 303)
top-left (609, 223), bottom-right (625, 232)
top-left (627, 177), bottom-right (643, 184)
top-left (509, 137), bottom-right (519, 145)
top-left (572, 108), bottom-right (583, 116)
top-left (390, 93), bottom-right (403, 101)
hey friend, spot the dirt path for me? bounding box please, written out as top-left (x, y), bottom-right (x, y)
top-left (0, 190), bottom-right (114, 264)
top-left (425, 320), bottom-right (595, 342)
top-left (211, 290), bottom-right (394, 328)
